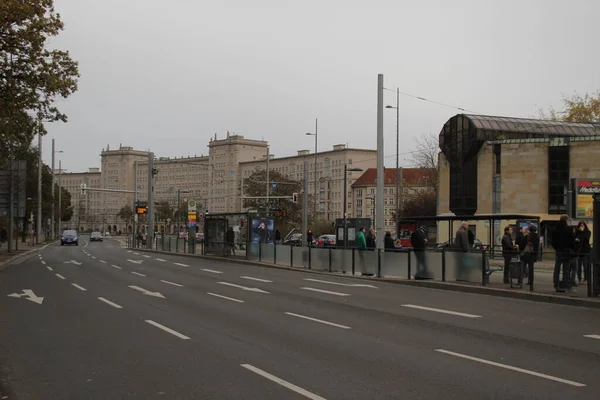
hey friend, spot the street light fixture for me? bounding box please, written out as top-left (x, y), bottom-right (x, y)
top-left (343, 165), bottom-right (363, 249)
top-left (305, 118), bottom-right (318, 223)
top-left (386, 87), bottom-right (400, 239)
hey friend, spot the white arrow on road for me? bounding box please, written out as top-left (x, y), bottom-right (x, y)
top-left (7, 289), bottom-right (44, 304)
top-left (127, 259), bottom-right (143, 264)
top-left (303, 278), bottom-right (378, 288)
top-left (217, 281), bottom-right (270, 294)
top-left (128, 285), bottom-right (165, 298)
top-left (63, 260), bottom-right (82, 265)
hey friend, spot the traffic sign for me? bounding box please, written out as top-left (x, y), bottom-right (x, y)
top-left (188, 200), bottom-right (197, 211)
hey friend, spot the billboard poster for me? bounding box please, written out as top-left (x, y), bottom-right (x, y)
top-left (575, 179), bottom-right (600, 219)
top-left (250, 218), bottom-right (274, 243)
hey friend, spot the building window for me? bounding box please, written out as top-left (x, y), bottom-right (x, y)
top-left (357, 189), bottom-right (363, 197)
top-left (384, 198), bottom-right (388, 205)
top-left (348, 202), bottom-right (351, 209)
top-left (356, 199), bottom-right (363, 207)
top-left (390, 188), bottom-right (394, 195)
top-left (370, 188), bottom-right (375, 194)
top-left (548, 146), bottom-right (569, 214)
top-left (389, 198), bottom-right (394, 205)
top-left (384, 189), bottom-right (388, 194)
top-left (357, 210), bottom-right (362, 217)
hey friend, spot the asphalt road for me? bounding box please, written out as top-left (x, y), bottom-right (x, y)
top-left (1, 238), bottom-right (600, 399)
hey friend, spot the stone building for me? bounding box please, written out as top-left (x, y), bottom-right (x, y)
top-left (58, 168), bottom-right (101, 231)
top-left (437, 114), bottom-right (600, 245)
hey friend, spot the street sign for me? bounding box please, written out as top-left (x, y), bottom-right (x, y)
top-left (188, 200), bottom-right (197, 211)
top-left (188, 221), bottom-right (196, 228)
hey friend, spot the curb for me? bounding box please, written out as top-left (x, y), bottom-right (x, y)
top-left (0, 242), bottom-right (54, 271)
top-left (131, 247), bottom-right (600, 310)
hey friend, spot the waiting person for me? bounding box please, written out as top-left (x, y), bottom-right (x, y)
top-left (307, 230), bottom-right (314, 246)
top-left (355, 227), bottom-right (369, 275)
top-left (366, 228), bottom-right (376, 251)
top-left (454, 221), bottom-right (470, 252)
top-left (521, 225), bottom-right (539, 287)
top-left (411, 225), bottom-right (429, 279)
top-left (226, 227), bottom-right (235, 256)
top-left (467, 228), bottom-right (475, 248)
top-left (515, 226), bottom-right (528, 278)
top-left (384, 231), bottom-right (395, 251)
top-left (552, 215), bottom-right (576, 292)
top-left (501, 225), bottom-right (517, 284)
top-left (575, 221), bottom-right (591, 284)
top-left (275, 229), bottom-right (281, 244)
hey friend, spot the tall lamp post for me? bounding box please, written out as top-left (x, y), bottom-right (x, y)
top-left (57, 160), bottom-right (65, 237)
top-left (386, 87), bottom-right (400, 238)
top-left (305, 118), bottom-right (318, 223)
top-left (51, 140), bottom-right (63, 239)
top-left (343, 165), bottom-right (363, 248)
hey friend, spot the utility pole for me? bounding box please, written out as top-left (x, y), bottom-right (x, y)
top-left (7, 159), bottom-right (14, 252)
top-left (51, 139), bottom-right (55, 239)
top-left (394, 88), bottom-right (400, 240)
top-left (302, 159), bottom-right (309, 247)
top-left (58, 160), bottom-right (62, 236)
top-left (266, 146), bottom-right (270, 213)
top-left (146, 152), bottom-right (154, 249)
top-left (37, 125), bottom-right (42, 244)
top-left (314, 118), bottom-right (318, 223)
top-left (376, 74), bottom-right (384, 249)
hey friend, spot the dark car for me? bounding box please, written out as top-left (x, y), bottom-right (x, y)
top-left (61, 230), bottom-right (78, 246)
top-left (90, 232), bottom-right (103, 242)
top-left (283, 233), bottom-right (316, 247)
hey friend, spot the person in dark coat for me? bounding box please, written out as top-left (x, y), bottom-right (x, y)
top-left (575, 221), bottom-right (591, 284)
top-left (552, 215), bottom-right (576, 292)
top-left (515, 226), bottom-right (528, 277)
top-left (411, 225), bottom-right (429, 279)
top-left (275, 229), bottom-right (281, 244)
top-left (501, 225), bottom-right (516, 284)
top-left (467, 229), bottom-right (475, 248)
top-left (366, 228), bottom-right (376, 251)
top-left (521, 225), bottom-right (539, 287)
top-left (226, 227), bottom-right (235, 255)
top-left (306, 230), bottom-right (314, 247)
top-left (384, 232), bottom-right (395, 251)
top-left (454, 221), bottom-right (470, 252)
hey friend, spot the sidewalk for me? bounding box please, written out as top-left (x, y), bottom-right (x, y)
top-left (0, 241), bottom-right (49, 270)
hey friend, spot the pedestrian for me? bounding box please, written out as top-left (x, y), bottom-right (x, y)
top-left (275, 229), bottom-right (281, 244)
top-left (575, 221), bottom-right (591, 285)
top-left (384, 231), bottom-right (395, 251)
top-left (455, 221), bottom-right (471, 281)
top-left (226, 226), bottom-right (235, 256)
top-left (552, 215), bottom-right (576, 292)
top-left (454, 221), bottom-right (470, 252)
top-left (366, 228), bottom-right (376, 251)
top-left (501, 225), bottom-right (517, 284)
top-left (411, 225), bottom-right (429, 279)
top-left (468, 228), bottom-right (475, 248)
top-left (356, 227), bottom-right (367, 251)
top-left (521, 225), bottom-right (539, 287)
top-left (307, 230), bottom-right (314, 247)
top-left (515, 226), bottom-right (528, 278)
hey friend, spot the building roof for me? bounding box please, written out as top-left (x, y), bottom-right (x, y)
top-left (462, 114), bottom-right (599, 137)
top-left (240, 147), bottom-right (376, 165)
top-left (351, 168), bottom-right (435, 187)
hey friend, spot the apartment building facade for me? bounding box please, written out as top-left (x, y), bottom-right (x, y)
top-left (240, 144), bottom-right (377, 221)
top-left (58, 168), bottom-right (102, 231)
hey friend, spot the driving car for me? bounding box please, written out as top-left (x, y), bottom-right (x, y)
top-left (61, 230), bottom-right (78, 246)
top-left (316, 234), bottom-right (336, 247)
top-left (90, 231), bottom-right (103, 242)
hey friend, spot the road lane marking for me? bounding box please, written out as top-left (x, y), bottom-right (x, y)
top-left (133, 252), bottom-right (140, 255)
top-left (127, 250), bottom-right (132, 253)
top-left (435, 349), bottom-right (586, 387)
top-left (241, 276), bottom-right (273, 283)
top-left (174, 262), bottom-right (189, 267)
top-left (584, 334), bottom-right (600, 340)
top-left (71, 283), bottom-right (87, 291)
top-left (131, 271), bottom-right (146, 277)
top-left (40, 260), bottom-right (46, 265)
top-left (129, 285), bottom-right (165, 298)
top-left (99, 260), bottom-right (107, 264)
top-left (284, 312), bottom-right (351, 330)
top-left (98, 297), bottom-right (122, 309)
top-left (145, 320), bottom-right (190, 340)
top-left (402, 304), bottom-right (482, 319)
top-left (126, 259), bottom-right (143, 264)
top-left (55, 273), bottom-right (66, 280)
top-left (217, 281), bottom-right (269, 294)
top-left (241, 364), bottom-right (327, 400)
top-left (91, 256), bottom-right (96, 259)
top-left (201, 268), bottom-right (222, 274)
top-left (155, 258), bottom-right (166, 262)
top-left (111, 264), bottom-right (123, 270)
top-left (160, 280), bottom-right (183, 287)
top-left (143, 255), bottom-right (151, 258)
top-left (46, 266), bottom-right (53, 271)
top-left (300, 287), bottom-right (350, 297)
top-left (303, 278), bottom-right (377, 288)
top-left (207, 292), bottom-right (244, 303)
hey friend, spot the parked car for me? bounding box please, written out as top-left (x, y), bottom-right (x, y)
top-left (283, 233), bottom-right (316, 247)
top-left (437, 238), bottom-right (486, 250)
top-left (316, 234), bottom-right (336, 247)
top-left (178, 232), bottom-right (188, 239)
top-left (61, 230), bottom-right (79, 246)
top-left (90, 231), bottom-right (103, 242)
top-left (195, 232), bottom-right (204, 243)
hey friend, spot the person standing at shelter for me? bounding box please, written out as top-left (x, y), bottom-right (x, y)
top-left (454, 221), bottom-right (470, 281)
top-left (384, 232), bottom-right (395, 251)
top-left (522, 225), bottom-right (539, 287)
top-left (356, 227), bottom-right (369, 275)
top-left (366, 228), bottom-right (376, 251)
top-left (501, 226), bottom-right (517, 284)
top-left (575, 221), bottom-right (591, 285)
top-left (516, 226), bottom-right (528, 278)
top-left (454, 221), bottom-right (470, 252)
top-left (552, 215), bottom-right (576, 292)
top-left (412, 225), bottom-right (429, 279)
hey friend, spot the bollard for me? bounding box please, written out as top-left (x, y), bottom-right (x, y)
top-left (376, 249), bottom-right (381, 278)
top-left (328, 248), bottom-right (332, 273)
top-left (481, 249), bottom-right (487, 286)
top-left (441, 248), bottom-right (446, 282)
top-left (274, 242), bottom-right (277, 264)
top-left (308, 246), bottom-right (312, 269)
top-left (407, 250), bottom-right (411, 280)
top-left (290, 245), bottom-right (294, 267)
top-left (351, 248), bottom-right (355, 276)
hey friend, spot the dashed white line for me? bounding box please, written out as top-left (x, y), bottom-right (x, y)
top-left (145, 320), bottom-right (190, 340)
top-left (435, 349), bottom-right (586, 387)
top-left (402, 304), bottom-right (482, 319)
top-left (99, 260), bottom-right (107, 264)
top-left (55, 273), bottom-right (66, 280)
top-left (143, 255), bottom-right (151, 258)
top-left (174, 262), bottom-right (189, 267)
top-left (127, 250), bottom-right (132, 253)
top-left (40, 260), bottom-right (46, 265)
top-left (584, 334), bottom-right (600, 340)
top-left (71, 283), bottom-right (87, 291)
top-left (241, 276), bottom-right (273, 283)
top-left (241, 364), bottom-right (327, 400)
top-left (303, 278), bottom-right (377, 288)
top-left (207, 292), bottom-right (244, 303)
top-left (284, 312), bottom-right (351, 330)
top-left (46, 266), bottom-right (53, 271)
top-left (217, 281), bottom-right (269, 294)
top-left (133, 252), bottom-right (140, 255)
top-left (98, 297), bottom-right (123, 309)
top-left (201, 268), bottom-right (223, 274)
top-left (155, 258), bottom-right (166, 262)
top-left (111, 264), bottom-right (123, 270)
top-left (91, 256), bottom-right (97, 259)
top-left (131, 271), bottom-right (146, 277)
top-left (160, 279), bottom-right (183, 287)
top-left (300, 287), bottom-right (350, 297)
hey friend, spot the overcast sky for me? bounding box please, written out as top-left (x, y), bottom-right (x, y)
top-left (42, 0), bottom-right (600, 172)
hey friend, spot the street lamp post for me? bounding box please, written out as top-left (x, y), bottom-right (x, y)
top-left (386, 87), bottom-right (400, 238)
top-left (305, 118), bottom-right (318, 223)
top-left (343, 165), bottom-right (363, 248)
top-left (51, 139), bottom-right (63, 239)
top-left (58, 160), bottom-right (63, 236)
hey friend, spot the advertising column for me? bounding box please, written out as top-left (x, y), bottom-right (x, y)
top-left (187, 200), bottom-right (197, 253)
